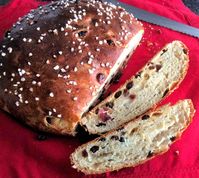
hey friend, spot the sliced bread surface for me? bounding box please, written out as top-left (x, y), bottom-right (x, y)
top-left (81, 41), bottom-right (189, 134)
top-left (71, 99), bottom-right (195, 174)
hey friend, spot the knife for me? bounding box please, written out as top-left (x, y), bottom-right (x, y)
top-left (108, 0), bottom-right (199, 38)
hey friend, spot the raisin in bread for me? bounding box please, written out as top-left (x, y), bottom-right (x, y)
top-left (0, 0), bottom-right (143, 135)
top-left (71, 99), bottom-right (195, 174)
top-left (81, 41), bottom-right (189, 134)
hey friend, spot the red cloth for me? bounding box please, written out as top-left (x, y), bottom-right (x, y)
top-left (0, 0), bottom-right (199, 177)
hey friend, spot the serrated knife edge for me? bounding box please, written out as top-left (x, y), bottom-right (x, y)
top-left (108, 0), bottom-right (199, 38)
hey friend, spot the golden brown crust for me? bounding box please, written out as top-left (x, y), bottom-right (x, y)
top-left (0, 0), bottom-right (143, 135)
top-left (70, 99), bottom-right (195, 174)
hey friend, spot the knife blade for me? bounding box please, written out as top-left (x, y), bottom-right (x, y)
top-left (108, 0), bottom-right (199, 38)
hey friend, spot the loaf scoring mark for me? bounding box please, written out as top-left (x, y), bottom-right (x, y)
top-left (162, 89), bottom-right (169, 98)
top-left (90, 146), bottom-right (99, 153)
top-left (142, 115), bottom-right (150, 120)
top-left (82, 149), bottom-right (88, 157)
top-left (114, 91), bottom-right (122, 98)
top-left (147, 151), bottom-right (153, 158)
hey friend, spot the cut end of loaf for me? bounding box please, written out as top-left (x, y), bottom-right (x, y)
top-left (81, 40), bottom-right (190, 135)
top-left (0, 0), bottom-right (144, 135)
top-left (82, 29), bottom-right (144, 116)
top-left (71, 99), bottom-right (195, 174)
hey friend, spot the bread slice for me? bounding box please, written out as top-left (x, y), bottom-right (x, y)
top-left (71, 99), bottom-right (195, 174)
top-left (81, 41), bottom-right (189, 134)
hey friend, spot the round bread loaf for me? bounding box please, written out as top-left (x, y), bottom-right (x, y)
top-left (0, 0), bottom-right (143, 135)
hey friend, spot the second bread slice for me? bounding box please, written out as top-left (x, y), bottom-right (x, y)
top-left (71, 99), bottom-right (195, 174)
top-left (81, 41), bottom-right (189, 134)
